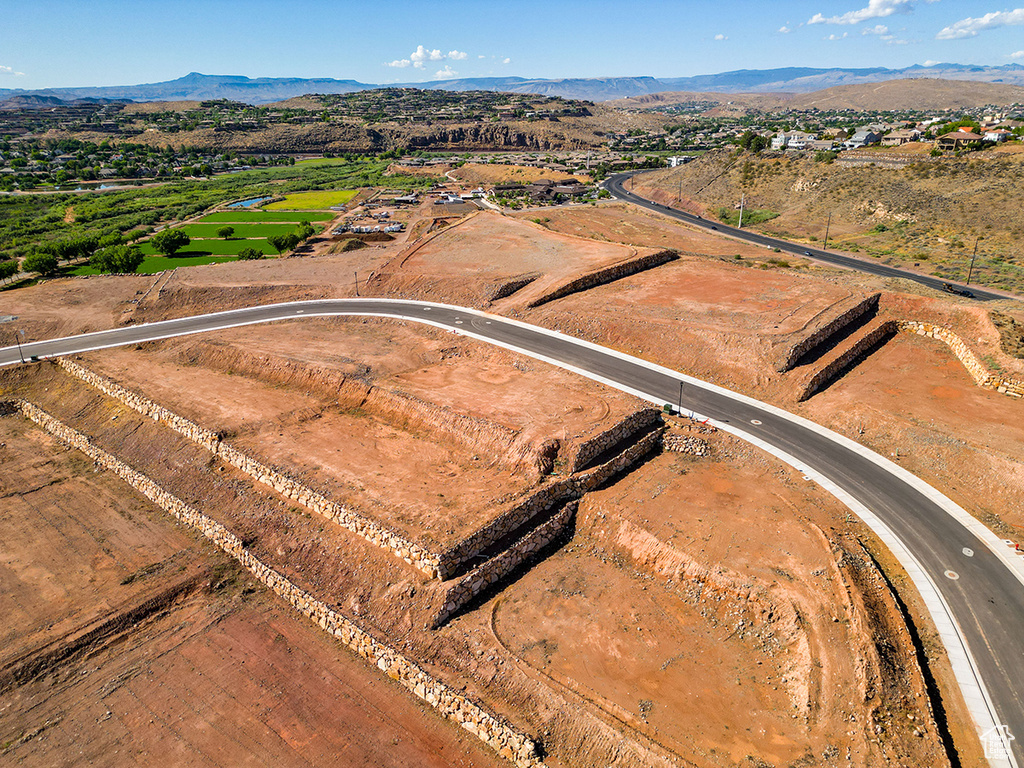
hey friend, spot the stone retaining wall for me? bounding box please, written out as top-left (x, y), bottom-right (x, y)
top-left (433, 502), bottom-right (578, 628)
top-left (16, 400), bottom-right (543, 768)
top-left (436, 424), bottom-right (665, 580)
top-left (777, 293), bottom-right (880, 373)
top-left (55, 358), bottom-right (443, 578)
top-left (488, 273), bottom-right (539, 303)
top-left (527, 250), bottom-right (678, 308)
top-left (663, 433), bottom-right (709, 456)
top-left (899, 321), bottom-right (1024, 398)
top-left (569, 408), bottom-right (661, 473)
top-left (800, 320), bottom-right (898, 401)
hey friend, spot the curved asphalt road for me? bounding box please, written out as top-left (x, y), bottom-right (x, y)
top-left (604, 172), bottom-right (1012, 303)
top-left (2, 299), bottom-right (1021, 765)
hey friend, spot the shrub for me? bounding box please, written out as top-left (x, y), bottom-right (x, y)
top-left (236, 247), bottom-right (264, 260)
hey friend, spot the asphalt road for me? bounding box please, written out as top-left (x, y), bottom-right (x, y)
top-left (2, 299), bottom-right (1021, 765)
top-left (604, 172), bottom-right (1013, 303)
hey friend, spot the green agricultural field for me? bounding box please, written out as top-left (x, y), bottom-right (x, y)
top-left (72, 252), bottom-right (275, 276)
top-left (295, 158), bottom-right (352, 167)
top-left (180, 222), bottom-right (323, 239)
top-left (198, 210), bottom-right (334, 223)
top-left (137, 238), bottom-right (277, 257)
top-left (263, 190), bottom-right (357, 210)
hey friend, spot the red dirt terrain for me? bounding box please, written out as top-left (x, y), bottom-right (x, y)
top-left (4, 198), bottom-right (1020, 767)
top-left (0, 412), bottom-right (502, 768)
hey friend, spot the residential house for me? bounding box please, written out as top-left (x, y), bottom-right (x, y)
top-left (983, 129), bottom-right (1013, 143)
top-left (843, 129), bottom-right (882, 149)
top-left (881, 129), bottom-right (921, 147)
top-left (937, 129), bottom-right (984, 151)
top-left (771, 131), bottom-right (816, 150)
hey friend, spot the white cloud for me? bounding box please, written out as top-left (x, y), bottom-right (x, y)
top-left (936, 8), bottom-right (1024, 39)
top-left (478, 54), bottom-right (486, 59)
top-left (385, 59), bottom-right (411, 68)
top-left (714, 33), bottom-right (727, 40)
top-left (826, 32), bottom-right (849, 39)
top-left (923, 59), bottom-right (941, 66)
top-left (435, 66), bottom-right (457, 79)
top-left (502, 57), bottom-right (511, 64)
top-left (447, 50), bottom-right (468, 60)
top-left (409, 45), bottom-right (444, 68)
top-left (808, 0), bottom-right (929, 26)
top-left (1011, 50), bottom-right (1024, 59)
top-left (778, 25), bottom-right (792, 33)
top-left (0, 65), bottom-right (25, 76)
top-left (862, 23), bottom-right (889, 34)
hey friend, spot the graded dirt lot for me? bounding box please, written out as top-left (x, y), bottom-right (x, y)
top-left (5, 191), bottom-right (1023, 767)
top-left (0, 414), bottom-right (500, 768)
top-left (366, 210), bottom-right (660, 309)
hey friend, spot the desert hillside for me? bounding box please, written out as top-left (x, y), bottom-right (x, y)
top-left (633, 144), bottom-right (1024, 293)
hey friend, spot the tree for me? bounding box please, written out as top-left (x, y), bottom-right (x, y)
top-left (737, 131), bottom-right (769, 153)
top-left (216, 226), bottom-right (235, 239)
top-left (267, 233), bottom-right (300, 254)
top-left (150, 228), bottom-right (191, 256)
top-left (294, 222), bottom-right (315, 241)
top-left (237, 247), bottom-right (264, 260)
top-left (90, 244), bottom-right (144, 274)
top-left (0, 259), bottom-right (20, 283)
top-left (22, 252), bottom-right (60, 277)
top-left (45, 235), bottom-right (99, 263)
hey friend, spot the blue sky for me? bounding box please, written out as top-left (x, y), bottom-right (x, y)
top-left (2, 1), bottom-right (1024, 89)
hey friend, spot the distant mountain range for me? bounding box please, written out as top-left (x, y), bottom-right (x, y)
top-left (3, 64), bottom-right (1024, 105)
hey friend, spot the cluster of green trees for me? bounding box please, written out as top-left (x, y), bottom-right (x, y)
top-left (267, 221), bottom-right (316, 254)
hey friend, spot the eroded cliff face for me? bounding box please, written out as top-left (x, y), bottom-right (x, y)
top-left (53, 118), bottom-right (605, 154)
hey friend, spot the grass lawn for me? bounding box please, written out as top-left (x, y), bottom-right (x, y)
top-left (137, 238), bottom-right (278, 257)
top-left (198, 210), bottom-right (334, 223)
top-left (180, 222), bottom-right (322, 239)
top-left (71, 252), bottom-right (275, 276)
top-left (263, 190), bottom-right (357, 210)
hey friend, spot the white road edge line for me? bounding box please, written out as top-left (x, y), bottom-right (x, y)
top-left (2, 297), bottom-right (1018, 766)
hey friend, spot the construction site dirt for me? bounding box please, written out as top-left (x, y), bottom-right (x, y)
top-left (3, 194), bottom-right (1022, 768)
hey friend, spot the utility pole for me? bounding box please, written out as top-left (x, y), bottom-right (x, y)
top-left (823, 212), bottom-right (832, 252)
top-left (967, 238), bottom-right (980, 285)
top-left (737, 194), bottom-right (745, 229)
top-left (16, 329), bottom-right (25, 364)
top-left (354, 271), bottom-right (359, 296)
top-left (678, 380), bottom-right (684, 415)
top-left (677, 179), bottom-right (682, 209)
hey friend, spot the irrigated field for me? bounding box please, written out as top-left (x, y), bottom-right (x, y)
top-left (180, 222), bottom-right (324, 239)
top-left (199, 210), bottom-right (335, 223)
top-left (263, 190), bottom-right (357, 210)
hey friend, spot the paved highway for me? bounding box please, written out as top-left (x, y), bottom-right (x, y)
top-left (2, 299), bottom-right (1021, 765)
top-left (604, 171), bottom-right (1013, 303)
